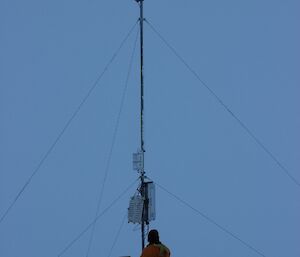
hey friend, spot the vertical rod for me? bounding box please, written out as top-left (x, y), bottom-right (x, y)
top-left (141, 183), bottom-right (145, 250)
top-left (138, 0), bottom-right (146, 251)
top-left (139, 0), bottom-right (145, 154)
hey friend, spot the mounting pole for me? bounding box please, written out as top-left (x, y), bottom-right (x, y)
top-left (138, 0), bottom-right (145, 154)
top-left (136, 0), bottom-right (146, 250)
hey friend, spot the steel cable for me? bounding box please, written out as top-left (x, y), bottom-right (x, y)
top-left (84, 27), bottom-right (139, 257)
top-left (0, 20), bottom-right (139, 226)
top-left (145, 19), bottom-right (300, 189)
top-left (155, 181), bottom-right (267, 257)
top-left (107, 214), bottom-right (127, 257)
top-left (57, 179), bottom-right (138, 257)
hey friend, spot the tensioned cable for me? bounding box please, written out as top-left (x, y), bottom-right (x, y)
top-left (0, 20), bottom-right (139, 226)
top-left (84, 28), bottom-right (139, 257)
top-left (145, 19), bottom-right (300, 189)
top-left (154, 181), bottom-right (267, 257)
top-left (57, 179), bottom-right (138, 257)
top-left (107, 214), bottom-right (127, 257)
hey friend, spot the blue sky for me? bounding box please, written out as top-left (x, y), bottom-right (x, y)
top-left (0, 1), bottom-right (299, 257)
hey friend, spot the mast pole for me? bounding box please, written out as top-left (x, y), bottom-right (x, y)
top-left (136, 0), bottom-right (146, 250)
top-left (139, 0), bottom-right (145, 154)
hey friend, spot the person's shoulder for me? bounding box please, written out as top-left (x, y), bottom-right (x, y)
top-left (154, 243), bottom-right (170, 257)
top-left (143, 244), bottom-right (159, 252)
top-left (141, 245), bottom-right (159, 257)
top-left (157, 243), bottom-right (170, 250)
top-left (161, 243), bottom-right (170, 250)
top-left (162, 244), bottom-right (171, 257)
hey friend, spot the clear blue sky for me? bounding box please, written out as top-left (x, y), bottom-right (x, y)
top-left (0, 1), bottom-right (299, 257)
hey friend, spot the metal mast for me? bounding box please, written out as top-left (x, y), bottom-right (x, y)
top-left (128, 2), bottom-right (155, 251)
top-left (137, 0), bottom-right (145, 154)
top-left (136, 0), bottom-right (146, 250)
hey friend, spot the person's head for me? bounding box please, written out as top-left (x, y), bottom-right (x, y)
top-left (148, 229), bottom-right (160, 244)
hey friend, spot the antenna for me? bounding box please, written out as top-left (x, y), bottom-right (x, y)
top-left (128, 0), bottom-right (156, 252)
top-left (137, 0), bottom-right (146, 250)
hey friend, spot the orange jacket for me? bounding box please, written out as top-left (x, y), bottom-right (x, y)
top-left (140, 243), bottom-right (171, 257)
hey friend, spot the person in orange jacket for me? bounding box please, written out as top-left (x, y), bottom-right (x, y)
top-left (140, 229), bottom-right (171, 257)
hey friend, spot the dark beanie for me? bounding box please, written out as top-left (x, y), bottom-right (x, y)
top-left (148, 229), bottom-right (160, 244)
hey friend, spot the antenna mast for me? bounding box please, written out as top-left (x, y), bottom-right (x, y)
top-left (137, 0), bottom-right (146, 250)
top-left (128, 1), bottom-right (155, 253)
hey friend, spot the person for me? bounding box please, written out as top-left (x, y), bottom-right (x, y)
top-left (140, 229), bottom-right (171, 257)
